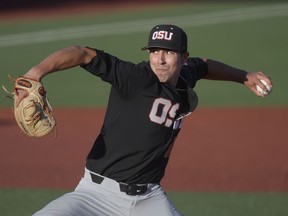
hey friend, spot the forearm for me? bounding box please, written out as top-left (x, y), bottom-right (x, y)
top-left (203, 59), bottom-right (248, 84)
top-left (23, 46), bottom-right (96, 81)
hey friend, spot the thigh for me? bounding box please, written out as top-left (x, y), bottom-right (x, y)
top-left (32, 190), bottom-right (100, 216)
top-left (132, 185), bottom-right (183, 216)
top-left (33, 179), bottom-right (131, 216)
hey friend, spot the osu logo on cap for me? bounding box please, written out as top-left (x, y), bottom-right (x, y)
top-left (152, 31), bottom-right (173, 41)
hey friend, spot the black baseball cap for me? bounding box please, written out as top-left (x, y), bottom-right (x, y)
top-left (141, 24), bottom-right (188, 53)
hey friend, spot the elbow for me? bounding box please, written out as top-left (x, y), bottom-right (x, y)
top-left (71, 45), bottom-right (96, 65)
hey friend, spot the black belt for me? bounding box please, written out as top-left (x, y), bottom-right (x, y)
top-left (90, 172), bottom-right (148, 196)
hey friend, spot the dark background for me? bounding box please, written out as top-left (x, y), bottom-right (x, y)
top-left (1, 0), bottom-right (285, 11)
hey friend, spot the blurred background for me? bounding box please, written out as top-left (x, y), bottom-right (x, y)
top-left (0, 1), bottom-right (288, 215)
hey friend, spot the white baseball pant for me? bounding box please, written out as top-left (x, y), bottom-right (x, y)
top-left (33, 168), bottom-right (183, 216)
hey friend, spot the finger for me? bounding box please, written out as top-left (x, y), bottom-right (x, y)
top-left (256, 72), bottom-right (273, 87)
top-left (252, 86), bottom-right (265, 97)
top-left (15, 89), bottom-right (28, 107)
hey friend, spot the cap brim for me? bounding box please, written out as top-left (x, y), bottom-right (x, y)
top-left (141, 45), bottom-right (182, 52)
top-left (141, 46), bottom-right (150, 51)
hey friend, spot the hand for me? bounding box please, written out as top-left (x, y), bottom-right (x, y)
top-left (12, 76), bottom-right (56, 137)
top-left (15, 72), bottom-right (40, 107)
top-left (15, 88), bottom-right (28, 107)
top-left (244, 71), bottom-right (272, 97)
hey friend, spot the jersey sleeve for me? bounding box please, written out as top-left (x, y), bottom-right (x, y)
top-left (81, 49), bottom-right (155, 94)
top-left (179, 57), bottom-right (208, 89)
top-left (186, 57), bottom-right (208, 80)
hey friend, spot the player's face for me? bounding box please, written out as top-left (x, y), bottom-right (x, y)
top-left (149, 48), bottom-right (187, 86)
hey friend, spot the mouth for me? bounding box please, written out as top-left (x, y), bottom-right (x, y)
top-left (156, 68), bottom-right (168, 75)
top-left (156, 69), bottom-right (166, 76)
top-left (156, 67), bottom-right (167, 71)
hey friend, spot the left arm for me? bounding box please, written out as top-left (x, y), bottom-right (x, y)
top-left (203, 58), bottom-right (272, 97)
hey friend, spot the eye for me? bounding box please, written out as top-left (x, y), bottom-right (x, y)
top-left (166, 50), bottom-right (175, 55)
top-left (150, 49), bottom-right (159, 54)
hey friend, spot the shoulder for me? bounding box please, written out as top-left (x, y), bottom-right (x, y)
top-left (178, 58), bottom-right (208, 88)
top-left (185, 57), bottom-right (207, 70)
top-left (181, 58), bottom-right (208, 80)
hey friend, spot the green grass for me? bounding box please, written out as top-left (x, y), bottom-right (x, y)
top-left (0, 1), bottom-right (287, 107)
top-left (169, 191), bottom-right (288, 216)
top-left (0, 189), bottom-right (68, 216)
top-left (1, 189), bottom-right (288, 216)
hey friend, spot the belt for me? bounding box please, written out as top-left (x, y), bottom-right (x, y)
top-left (90, 172), bottom-right (148, 196)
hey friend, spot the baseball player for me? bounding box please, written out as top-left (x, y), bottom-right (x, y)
top-left (16, 24), bottom-right (272, 216)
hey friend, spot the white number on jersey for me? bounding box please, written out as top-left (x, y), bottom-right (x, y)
top-left (149, 98), bottom-right (180, 127)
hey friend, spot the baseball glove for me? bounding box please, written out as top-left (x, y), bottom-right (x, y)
top-left (3, 76), bottom-right (56, 137)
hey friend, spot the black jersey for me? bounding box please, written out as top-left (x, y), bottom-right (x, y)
top-left (81, 49), bottom-right (208, 184)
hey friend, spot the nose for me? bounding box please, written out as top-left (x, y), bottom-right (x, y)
top-left (158, 51), bottom-right (166, 64)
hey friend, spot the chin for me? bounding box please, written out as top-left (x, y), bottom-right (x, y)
top-left (158, 78), bottom-right (167, 83)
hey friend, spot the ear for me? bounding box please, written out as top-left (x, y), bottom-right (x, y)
top-left (183, 52), bottom-right (189, 58)
top-left (181, 52), bottom-right (189, 63)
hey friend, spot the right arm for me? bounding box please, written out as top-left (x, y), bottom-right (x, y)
top-left (23, 46), bottom-right (96, 81)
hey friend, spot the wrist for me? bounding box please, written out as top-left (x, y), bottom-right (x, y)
top-left (24, 67), bottom-right (44, 82)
